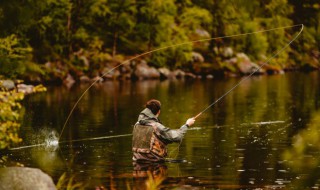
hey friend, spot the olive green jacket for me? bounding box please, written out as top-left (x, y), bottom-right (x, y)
top-left (137, 108), bottom-right (188, 143)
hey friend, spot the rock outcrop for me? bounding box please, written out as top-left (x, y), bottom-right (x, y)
top-left (0, 167), bottom-right (56, 190)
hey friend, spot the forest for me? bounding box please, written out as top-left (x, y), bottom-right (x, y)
top-left (0, 0), bottom-right (319, 83)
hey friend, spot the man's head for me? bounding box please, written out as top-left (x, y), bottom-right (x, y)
top-left (146, 99), bottom-right (161, 116)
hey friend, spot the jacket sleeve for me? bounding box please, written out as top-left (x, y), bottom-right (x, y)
top-left (153, 122), bottom-right (188, 144)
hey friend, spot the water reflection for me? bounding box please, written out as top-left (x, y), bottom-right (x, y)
top-left (4, 71), bottom-right (320, 189)
top-left (131, 162), bottom-right (167, 190)
top-left (284, 111), bottom-right (320, 189)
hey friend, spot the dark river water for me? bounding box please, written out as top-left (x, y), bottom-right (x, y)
top-left (6, 71), bottom-right (320, 189)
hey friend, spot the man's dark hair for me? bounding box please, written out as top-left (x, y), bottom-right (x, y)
top-left (146, 99), bottom-right (161, 115)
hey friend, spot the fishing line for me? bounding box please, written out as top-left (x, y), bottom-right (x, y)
top-left (193, 24), bottom-right (304, 119)
top-left (9, 143), bottom-right (47, 150)
top-left (59, 24), bottom-right (303, 140)
top-left (59, 134), bottom-right (132, 144)
top-left (8, 134), bottom-right (132, 150)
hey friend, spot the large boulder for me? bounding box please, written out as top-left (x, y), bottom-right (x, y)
top-left (192, 52), bottom-right (204, 63)
top-left (0, 80), bottom-right (15, 90)
top-left (63, 73), bottom-right (75, 88)
top-left (0, 167), bottom-right (56, 190)
top-left (133, 61), bottom-right (160, 80)
top-left (195, 28), bottom-right (210, 38)
top-left (173, 69), bottom-right (185, 79)
top-left (236, 53), bottom-right (264, 74)
top-left (222, 47), bottom-right (234, 58)
top-left (158, 68), bottom-right (175, 79)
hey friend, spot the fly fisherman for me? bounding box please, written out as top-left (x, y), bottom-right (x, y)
top-left (132, 99), bottom-right (195, 162)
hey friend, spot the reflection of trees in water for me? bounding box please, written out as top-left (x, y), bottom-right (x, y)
top-left (284, 111), bottom-right (320, 189)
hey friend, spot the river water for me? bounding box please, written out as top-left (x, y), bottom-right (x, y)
top-left (6, 71), bottom-right (320, 189)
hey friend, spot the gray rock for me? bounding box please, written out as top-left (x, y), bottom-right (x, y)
top-left (63, 74), bottom-right (75, 88)
top-left (17, 84), bottom-right (34, 94)
top-left (223, 47), bottom-right (234, 58)
top-left (195, 29), bottom-right (210, 38)
top-left (173, 69), bottom-right (185, 79)
top-left (236, 53), bottom-right (262, 74)
top-left (1, 80), bottom-right (15, 90)
top-left (79, 55), bottom-right (89, 67)
top-left (0, 167), bottom-right (56, 190)
top-left (206, 74), bottom-right (214, 79)
top-left (158, 68), bottom-right (175, 79)
top-left (133, 61), bottom-right (160, 79)
top-left (79, 75), bottom-right (91, 83)
top-left (192, 52), bottom-right (204, 63)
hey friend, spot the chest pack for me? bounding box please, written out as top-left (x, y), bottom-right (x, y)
top-left (132, 123), bottom-right (167, 157)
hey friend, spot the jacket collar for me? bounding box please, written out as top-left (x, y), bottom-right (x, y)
top-left (138, 108), bottom-right (160, 124)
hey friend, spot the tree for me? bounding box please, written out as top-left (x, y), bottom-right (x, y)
top-left (289, 0), bottom-right (320, 67)
top-left (102, 0), bottom-right (137, 57)
top-left (0, 35), bottom-right (39, 79)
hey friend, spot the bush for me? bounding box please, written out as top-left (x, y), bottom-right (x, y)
top-left (0, 87), bottom-right (24, 149)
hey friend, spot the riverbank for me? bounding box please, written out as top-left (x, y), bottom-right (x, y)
top-left (33, 49), bottom-right (320, 87)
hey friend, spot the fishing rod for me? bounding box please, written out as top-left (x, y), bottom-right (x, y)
top-left (193, 24), bottom-right (304, 119)
top-left (59, 24), bottom-right (303, 140)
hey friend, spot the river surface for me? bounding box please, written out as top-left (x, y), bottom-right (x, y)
top-left (6, 71), bottom-right (320, 189)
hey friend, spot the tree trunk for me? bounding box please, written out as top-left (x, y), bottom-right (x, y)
top-left (67, 2), bottom-right (72, 58)
top-left (112, 30), bottom-right (118, 58)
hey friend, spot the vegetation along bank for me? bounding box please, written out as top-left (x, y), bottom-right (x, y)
top-left (0, 0), bottom-right (319, 85)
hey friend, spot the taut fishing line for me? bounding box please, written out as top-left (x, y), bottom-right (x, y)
top-left (59, 24), bottom-right (303, 142)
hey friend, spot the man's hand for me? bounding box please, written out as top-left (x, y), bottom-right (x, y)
top-left (186, 117), bottom-right (195, 127)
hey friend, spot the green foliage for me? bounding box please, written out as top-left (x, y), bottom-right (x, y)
top-left (134, 0), bottom-right (212, 69)
top-left (0, 88), bottom-right (24, 149)
top-left (0, 35), bottom-right (43, 79)
top-left (0, 81), bottom-right (46, 150)
top-left (283, 112), bottom-right (320, 188)
top-left (0, 0), bottom-right (319, 78)
top-left (33, 0), bottom-right (72, 59)
top-left (103, 0), bottom-right (137, 54)
top-left (56, 172), bottom-right (84, 190)
top-left (0, 35), bottom-right (32, 60)
top-left (241, 21), bottom-right (269, 60)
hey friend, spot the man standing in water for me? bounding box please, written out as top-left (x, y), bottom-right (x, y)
top-left (132, 99), bottom-right (195, 162)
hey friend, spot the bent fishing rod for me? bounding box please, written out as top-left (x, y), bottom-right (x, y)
top-left (193, 24), bottom-right (304, 119)
top-left (59, 24), bottom-right (303, 140)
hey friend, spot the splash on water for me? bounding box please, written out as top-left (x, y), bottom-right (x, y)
top-left (40, 129), bottom-right (59, 150)
top-left (9, 128), bottom-right (59, 151)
